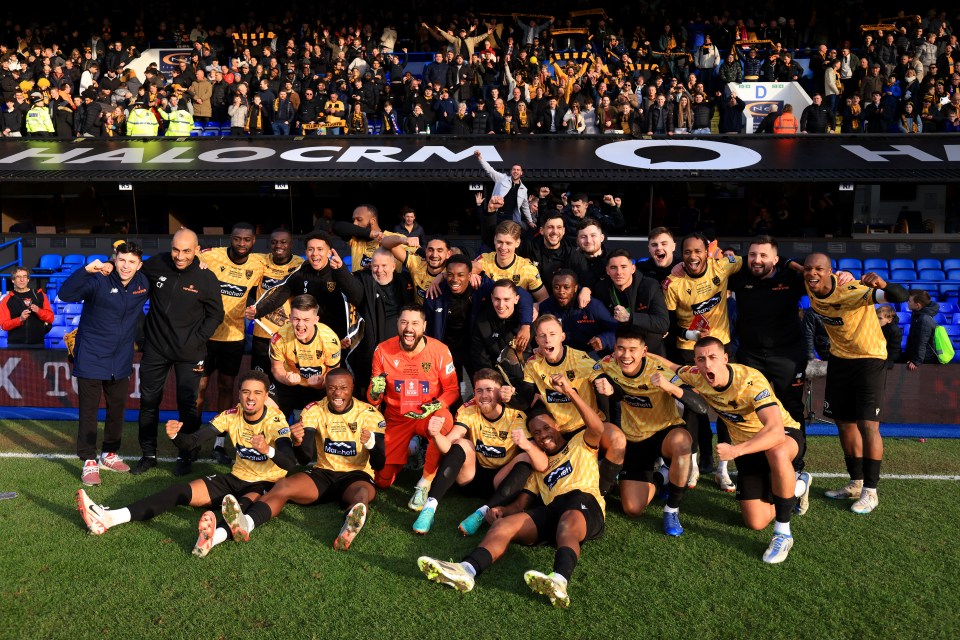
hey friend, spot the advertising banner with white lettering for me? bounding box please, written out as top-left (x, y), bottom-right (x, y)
top-left (0, 350), bottom-right (244, 413)
top-left (0, 136), bottom-right (958, 182)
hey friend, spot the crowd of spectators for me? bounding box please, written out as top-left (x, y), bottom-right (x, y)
top-left (1, 7), bottom-right (960, 137)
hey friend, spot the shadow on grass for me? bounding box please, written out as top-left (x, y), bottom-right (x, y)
top-left (20, 489), bottom-right (82, 527)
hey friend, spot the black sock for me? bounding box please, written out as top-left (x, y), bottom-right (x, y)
top-left (428, 446), bottom-right (466, 501)
top-left (652, 473), bottom-right (665, 492)
top-left (862, 458), bottom-right (881, 489)
top-left (246, 501), bottom-right (273, 528)
top-left (463, 547), bottom-right (493, 576)
top-left (598, 458), bottom-right (623, 496)
top-left (236, 496), bottom-right (254, 512)
top-left (126, 483), bottom-right (192, 521)
top-left (553, 546), bottom-right (578, 582)
top-left (487, 462), bottom-right (532, 508)
top-left (845, 455), bottom-right (864, 481)
top-left (666, 482), bottom-right (686, 509)
top-left (774, 494), bottom-right (795, 525)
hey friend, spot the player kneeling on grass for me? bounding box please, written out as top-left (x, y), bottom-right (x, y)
top-left (76, 371), bottom-right (297, 558)
top-left (593, 325), bottom-right (708, 536)
top-left (419, 374), bottom-right (605, 608)
top-left (657, 337), bottom-right (812, 564)
top-left (412, 368), bottom-right (549, 535)
top-left (229, 368), bottom-right (387, 552)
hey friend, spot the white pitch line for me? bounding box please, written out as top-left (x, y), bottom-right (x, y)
top-left (0, 452), bottom-right (958, 481)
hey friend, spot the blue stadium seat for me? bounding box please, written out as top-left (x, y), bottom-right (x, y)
top-left (896, 312), bottom-right (911, 324)
top-left (62, 303), bottom-right (83, 324)
top-left (933, 313), bottom-right (947, 324)
top-left (86, 254), bottom-right (110, 264)
top-left (944, 259), bottom-right (960, 272)
top-left (201, 129), bottom-right (219, 136)
top-left (847, 269), bottom-right (862, 280)
top-left (863, 259), bottom-right (888, 271)
top-left (954, 315), bottom-right (960, 325)
top-left (941, 283), bottom-right (960, 299)
top-left (220, 126), bottom-right (233, 136)
top-left (60, 254), bottom-right (86, 273)
top-left (52, 315), bottom-right (65, 326)
top-left (45, 326), bottom-right (68, 349)
top-left (945, 325), bottom-right (960, 337)
top-left (889, 258), bottom-right (915, 270)
top-left (939, 301), bottom-right (959, 315)
top-left (33, 254), bottom-right (63, 275)
top-left (0, 332), bottom-right (6, 348)
top-left (830, 259), bottom-right (837, 269)
top-left (946, 270), bottom-right (960, 281)
top-left (919, 270), bottom-right (946, 281)
top-left (71, 316), bottom-right (81, 327)
top-left (838, 258), bottom-right (862, 271)
top-left (892, 269), bottom-right (917, 282)
top-left (870, 269), bottom-right (889, 281)
top-left (916, 258), bottom-right (941, 271)
top-left (913, 283), bottom-right (940, 295)
top-left (799, 295), bottom-right (810, 309)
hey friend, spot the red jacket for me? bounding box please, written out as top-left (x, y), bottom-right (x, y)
top-left (0, 288), bottom-right (55, 346)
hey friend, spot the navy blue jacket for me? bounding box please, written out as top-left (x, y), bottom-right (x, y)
top-left (58, 267), bottom-right (150, 380)
top-left (539, 297), bottom-right (618, 353)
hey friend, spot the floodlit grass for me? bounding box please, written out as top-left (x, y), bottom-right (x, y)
top-left (0, 421), bottom-right (957, 639)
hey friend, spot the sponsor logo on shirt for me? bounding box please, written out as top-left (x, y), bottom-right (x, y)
top-left (623, 395), bottom-right (653, 409)
top-left (476, 443), bottom-right (507, 458)
top-left (545, 390), bottom-right (571, 404)
top-left (220, 283), bottom-right (247, 298)
top-left (754, 389), bottom-right (771, 402)
top-left (691, 293), bottom-right (722, 316)
top-left (716, 411), bottom-right (745, 423)
top-left (236, 446), bottom-right (269, 462)
top-left (544, 461), bottom-right (573, 488)
top-left (324, 439), bottom-right (358, 457)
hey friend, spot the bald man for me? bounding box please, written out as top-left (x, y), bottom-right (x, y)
top-left (802, 253), bottom-right (908, 514)
top-left (132, 229), bottom-right (224, 476)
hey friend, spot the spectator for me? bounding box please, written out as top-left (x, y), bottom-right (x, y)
top-left (0, 267), bottom-right (55, 348)
top-left (474, 150), bottom-right (534, 229)
top-left (393, 207), bottom-right (425, 245)
top-left (904, 289), bottom-right (940, 370)
top-left (800, 94), bottom-right (836, 133)
top-left (717, 91), bottom-right (745, 133)
top-left (875, 304), bottom-right (902, 369)
top-left (187, 68), bottom-right (212, 125)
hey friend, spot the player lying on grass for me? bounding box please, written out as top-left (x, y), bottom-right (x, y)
top-left (212, 368), bottom-right (387, 552)
top-left (655, 337), bottom-right (813, 564)
top-left (76, 371), bottom-right (297, 558)
top-left (418, 373), bottom-right (606, 608)
top-left (412, 368), bottom-right (548, 535)
top-left (592, 325), bottom-right (708, 536)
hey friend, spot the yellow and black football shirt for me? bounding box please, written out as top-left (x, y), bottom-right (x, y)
top-left (253, 253), bottom-right (304, 339)
top-left (454, 400), bottom-right (529, 469)
top-left (804, 275), bottom-right (886, 360)
top-left (522, 346), bottom-right (603, 432)
top-left (269, 321), bottom-right (341, 385)
top-left (404, 253), bottom-right (441, 304)
top-left (199, 247), bottom-right (265, 342)
top-left (349, 230), bottom-right (409, 272)
top-left (664, 255), bottom-right (742, 350)
top-left (210, 404), bottom-right (291, 483)
top-left (526, 431), bottom-right (605, 515)
top-left (597, 355), bottom-right (684, 442)
top-left (301, 398), bottom-right (387, 478)
top-left (477, 252), bottom-right (543, 294)
top-left (674, 363), bottom-right (801, 446)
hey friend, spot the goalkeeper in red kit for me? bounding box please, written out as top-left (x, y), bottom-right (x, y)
top-left (367, 304), bottom-right (460, 511)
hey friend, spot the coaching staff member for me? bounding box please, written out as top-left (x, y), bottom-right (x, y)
top-left (132, 229), bottom-right (224, 477)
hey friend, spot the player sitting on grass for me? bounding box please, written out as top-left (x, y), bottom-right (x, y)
top-left (76, 371), bottom-right (296, 558)
top-left (412, 368), bottom-right (548, 535)
top-left (593, 325), bottom-right (708, 536)
top-left (418, 373), bottom-right (605, 608)
top-left (656, 337), bottom-right (812, 564)
top-left (216, 368), bottom-right (386, 552)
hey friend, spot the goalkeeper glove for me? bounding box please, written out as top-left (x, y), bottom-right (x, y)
top-left (404, 399), bottom-right (442, 419)
top-left (369, 374), bottom-right (388, 402)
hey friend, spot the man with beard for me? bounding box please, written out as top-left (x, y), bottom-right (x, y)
top-left (539, 270), bottom-right (618, 355)
top-left (658, 338), bottom-right (812, 564)
top-left (803, 254), bottom-right (908, 514)
top-left (576, 219), bottom-right (609, 288)
top-left (470, 278), bottom-right (535, 382)
top-left (593, 250), bottom-right (670, 357)
top-left (518, 211), bottom-right (593, 294)
top-left (418, 374), bottom-right (605, 608)
top-left (727, 236), bottom-right (815, 501)
top-left (257, 231), bottom-right (364, 353)
top-left (77, 371), bottom-right (296, 556)
top-left (198, 222), bottom-right (265, 465)
top-left (269, 295), bottom-right (342, 420)
top-left (332, 204), bottom-right (410, 272)
top-left (250, 229), bottom-right (303, 376)
top-left (412, 368), bottom-right (548, 535)
top-left (663, 234), bottom-right (742, 489)
top-left (367, 305), bottom-right (460, 511)
top-left (636, 226), bottom-right (680, 283)
top-left (220, 368), bottom-right (386, 553)
top-left (381, 235), bottom-right (450, 304)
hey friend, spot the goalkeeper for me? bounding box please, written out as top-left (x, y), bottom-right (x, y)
top-left (366, 304), bottom-right (460, 512)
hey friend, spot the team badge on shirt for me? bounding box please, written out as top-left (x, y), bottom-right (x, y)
top-left (566, 370), bottom-right (576, 380)
top-left (422, 362), bottom-right (432, 373)
top-left (327, 282), bottom-right (336, 292)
